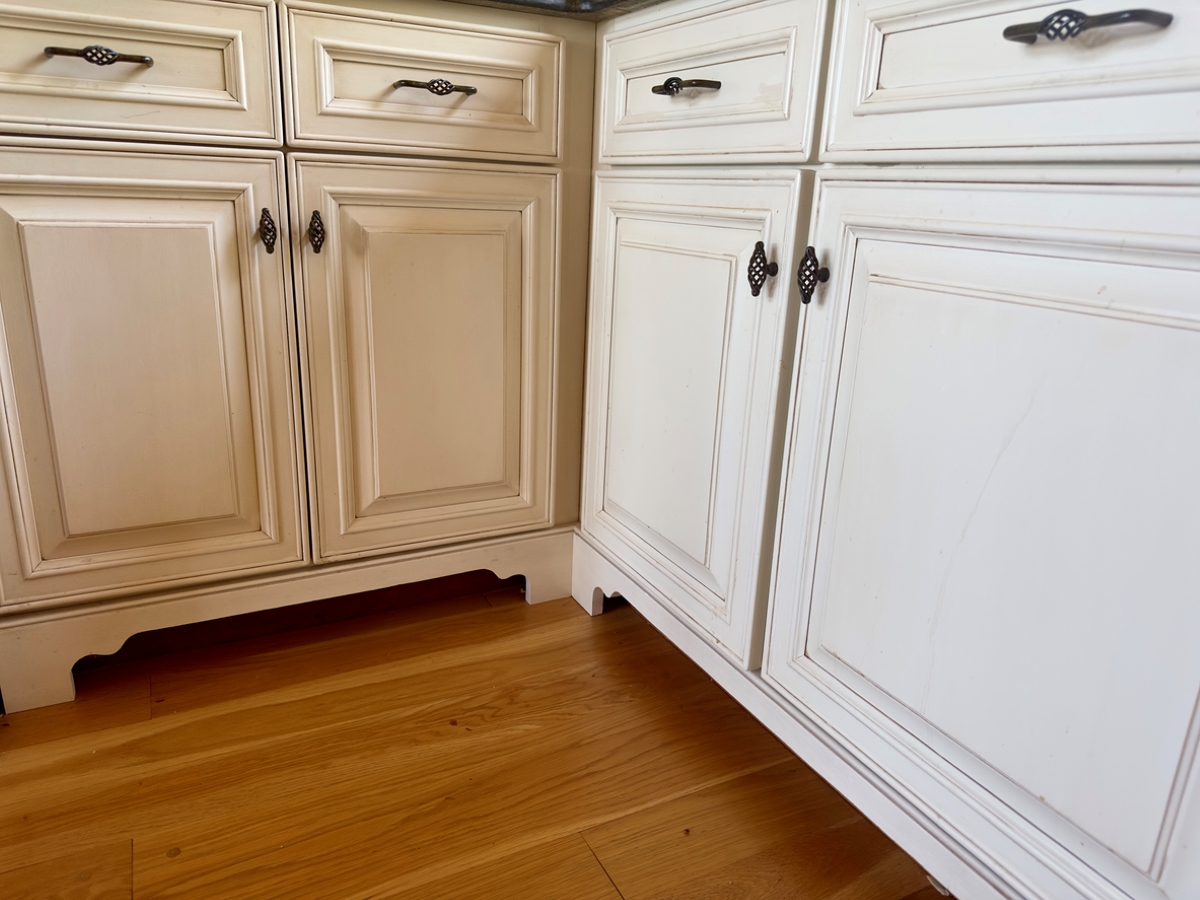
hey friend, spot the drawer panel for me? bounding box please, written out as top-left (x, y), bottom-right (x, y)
top-left (598, 0), bottom-right (829, 163)
top-left (284, 2), bottom-right (562, 161)
top-left (824, 0), bottom-right (1200, 160)
top-left (0, 0), bottom-right (280, 145)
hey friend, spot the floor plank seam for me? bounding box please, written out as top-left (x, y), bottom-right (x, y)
top-left (580, 832), bottom-right (626, 900)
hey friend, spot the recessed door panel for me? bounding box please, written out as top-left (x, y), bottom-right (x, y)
top-left (293, 156), bottom-right (555, 560)
top-left (582, 170), bottom-right (809, 667)
top-left (767, 172), bottom-right (1200, 900)
top-left (0, 144), bottom-right (305, 606)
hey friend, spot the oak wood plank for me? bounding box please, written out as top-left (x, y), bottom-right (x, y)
top-left (584, 760), bottom-right (931, 900)
top-left (0, 840), bottom-right (132, 900)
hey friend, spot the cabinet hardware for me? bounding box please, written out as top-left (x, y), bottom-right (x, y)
top-left (307, 211), bottom-right (325, 254)
top-left (748, 241), bottom-right (778, 297)
top-left (797, 246), bottom-right (829, 305)
top-left (44, 45), bottom-right (154, 67)
top-left (258, 208), bottom-right (277, 254)
top-left (393, 78), bottom-right (477, 96)
top-left (651, 77), bottom-right (722, 96)
top-left (1002, 7), bottom-right (1172, 43)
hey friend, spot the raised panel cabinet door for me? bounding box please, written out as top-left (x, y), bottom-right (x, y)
top-left (292, 155), bottom-right (556, 561)
top-left (766, 170), bottom-right (1200, 900)
top-left (0, 143), bottom-right (306, 608)
top-left (581, 169), bottom-right (810, 668)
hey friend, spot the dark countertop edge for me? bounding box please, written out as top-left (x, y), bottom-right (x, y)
top-left (442, 0), bottom-right (667, 19)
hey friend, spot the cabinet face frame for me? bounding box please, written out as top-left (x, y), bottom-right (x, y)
top-left (765, 167), bottom-right (1200, 900)
top-left (0, 0), bottom-right (283, 146)
top-left (581, 168), bottom-right (810, 668)
top-left (821, 0), bottom-right (1200, 162)
top-left (291, 153), bottom-right (558, 562)
top-left (0, 141), bottom-right (307, 611)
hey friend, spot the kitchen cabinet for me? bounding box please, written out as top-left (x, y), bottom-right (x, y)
top-left (292, 154), bottom-right (560, 560)
top-left (767, 169), bottom-right (1200, 900)
top-left (580, 169), bottom-right (810, 666)
top-left (0, 142), bottom-right (306, 607)
top-left (0, 0), bottom-right (593, 714)
top-left (574, 2), bottom-right (1200, 900)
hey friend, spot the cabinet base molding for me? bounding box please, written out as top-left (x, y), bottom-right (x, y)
top-left (573, 528), bottom-right (1023, 900)
top-left (0, 527), bottom-right (573, 714)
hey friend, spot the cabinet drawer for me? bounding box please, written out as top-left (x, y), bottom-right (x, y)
top-left (598, 0), bottom-right (829, 164)
top-left (824, 0), bottom-right (1200, 160)
top-left (283, 1), bottom-right (563, 161)
top-left (0, 0), bottom-right (281, 145)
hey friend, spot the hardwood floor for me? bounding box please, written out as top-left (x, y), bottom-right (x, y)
top-left (0, 585), bottom-right (942, 900)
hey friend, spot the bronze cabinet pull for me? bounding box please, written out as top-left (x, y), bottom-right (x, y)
top-left (258, 209), bottom-right (277, 255)
top-left (392, 78), bottom-right (477, 96)
top-left (652, 77), bottom-right (722, 96)
top-left (797, 246), bottom-right (829, 305)
top-left (1002, 8), bottom-right (1172, 44)
top-left (45, 45), bottom-right (154, 67)
top-left (307, 211), bottom-right (325, 254)
top-left (747, 241), bottom-right (778, 298)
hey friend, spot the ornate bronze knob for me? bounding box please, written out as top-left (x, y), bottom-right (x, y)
top-left (258, 208), bottom-right (277, 254)
top-left (797, 246), bottom-right (829, 305)
top-left (307, 211), bottom-right (325, 254)
top-left (748, 241), bottom-right (778, 298)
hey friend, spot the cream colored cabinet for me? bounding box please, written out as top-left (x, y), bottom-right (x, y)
top-left (291, 154), bottom-right (559, 561)
top-left (580, 169), bottom-right (810, 667)
top-left (766, 169), bottom-right (1200, 900)
top-left (0, 142), bottom-right (306, 609)
top-left (822, 0), bottom-right (1199, 161)
top-left (282, 0), bottom-right (563, 161)
top-left (0, 0), bottom-right (282, 145)
top-left (597, 0), bottom-right (829, 164)
top-left (0, 0), bottom-right (593, 714)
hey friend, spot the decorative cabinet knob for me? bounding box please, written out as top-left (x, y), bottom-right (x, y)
top-left (797, 247), bottom-right (829, 305)
top-left (747, 241), bottom-right (779, 298)
top-left (307, 211), bottom-right (325, 254)
top-left (258, 208), bottom-right (277, 254)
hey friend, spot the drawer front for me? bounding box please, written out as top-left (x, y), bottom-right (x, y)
top-left (767, 169), bottom-right (1200, 900)
top-left (0, 0), bottom-right (280, 145)
top-left (582, 169), bottom-right (810, 667)
top-left (598, 0), bottom-right (829, 163)
top-left (824, 0), bottom-right (1200, 160)
top-left (284, 2), bottom-right (562, 161)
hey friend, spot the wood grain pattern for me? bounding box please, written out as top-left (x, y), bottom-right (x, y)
top-left (0, 589), bottom-right (937, 899)
top-left (0, 840), bottom-right (132, 900)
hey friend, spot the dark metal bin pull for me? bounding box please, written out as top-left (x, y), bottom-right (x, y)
top-left (259, 208), bottom-right (277, 254)
top-left (797, 246), bottom-right (829, 305)
top-left (393, 78), bottom-right (477, 96)
top-left (45, 45), bottom-right (153, 67)
top-left (652, 77), bottom-right (722, 96)
top-left (748, 241), bottom-right (778, 298)
top-left (1003, 8), bottom-right (1172, 43)
top-left (307, 211), bottom-right (325, 254)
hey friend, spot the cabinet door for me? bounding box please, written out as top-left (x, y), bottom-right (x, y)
top-left (582, 170), bottom-right (809, 667)
top-left (0, 143), bottom-right (306, 607)
top-left (766, 170), bottom-right (1200, 900)
top-left (292, 155), bottom-right (556, 561)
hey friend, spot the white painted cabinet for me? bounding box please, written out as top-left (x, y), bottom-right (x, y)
top-left (766, 170), bottom-right (1200, 900)
top-left (581, 169), bottom-right (810, 667)
top-left (0, 142), bottom-right (306, 608)
top-left (291, 154), bottom-right (558, 561)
